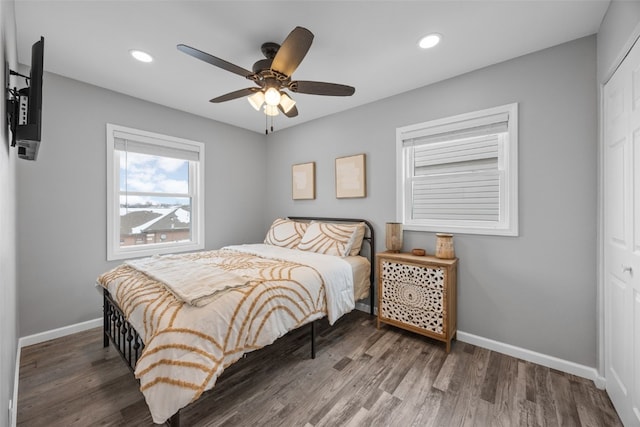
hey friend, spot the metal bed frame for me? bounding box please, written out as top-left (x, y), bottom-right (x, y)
top-left (102, 217), bottom-right (375, 426)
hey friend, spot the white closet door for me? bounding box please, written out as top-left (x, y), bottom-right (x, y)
top-left (604, 37), bottom-right (640, 426)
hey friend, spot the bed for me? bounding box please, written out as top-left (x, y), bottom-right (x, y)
top-left (98, 217), bottom-right (374, 426)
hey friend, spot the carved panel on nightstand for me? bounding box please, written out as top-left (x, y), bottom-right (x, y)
top-left (381, 261), bottom-right (444, 333)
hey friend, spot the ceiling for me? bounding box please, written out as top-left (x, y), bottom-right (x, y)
top-left (13, 1), bottom-right (610, 134)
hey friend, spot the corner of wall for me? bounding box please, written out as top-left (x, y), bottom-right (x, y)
top-left (1, 1), bottom-right (20, 426)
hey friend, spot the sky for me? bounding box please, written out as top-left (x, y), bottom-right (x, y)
top-left (119, 151), bottom-right (190, 206)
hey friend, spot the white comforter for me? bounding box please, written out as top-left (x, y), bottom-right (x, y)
top-left (97, 244), bottom-right (355, 424)
top-left (227, 244), bottom-right (355, 324)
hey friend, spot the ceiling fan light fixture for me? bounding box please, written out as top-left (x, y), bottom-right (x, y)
top-left (248, 91), bottom-right (265, 110)
top-left (264, 105), bottom-right (280, 116)
top-left (418, 33), bottom-right (441, 49)
top-left (178, 26), bottom-right (355, 128)
top-left (279, 92), bottom-right (296, 114)
top-left (264, 87), bottom-right (282, 106)
top-left (129, 49), bottom-right (153, 63)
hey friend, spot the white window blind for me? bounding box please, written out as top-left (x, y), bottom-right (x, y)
top-left (113, 130), bottom-right (200, 161)
top-left (396, 103), bottom-right (518, 236)
top-left (411, 134), bottom-right (502, 221)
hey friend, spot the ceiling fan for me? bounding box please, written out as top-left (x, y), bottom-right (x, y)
top-left (177, 26), bottom-right (355, 131)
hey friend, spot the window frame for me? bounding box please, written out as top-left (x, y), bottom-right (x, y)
top-left (396, 103), bottom-right (518, 236)
top-left (106, 123), bottom-right (205, 260)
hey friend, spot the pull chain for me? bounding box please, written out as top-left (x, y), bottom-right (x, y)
top-left (264, 109), bottom-right (276, 135)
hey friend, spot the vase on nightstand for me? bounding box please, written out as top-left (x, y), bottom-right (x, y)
top-left (435, 233), bottom-right (455, 259)
top-left (385, 222), bottom-right (403, 252)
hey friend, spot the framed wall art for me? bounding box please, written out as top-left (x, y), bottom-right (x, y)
top-left (292, 162), bottom-right (316, 200)
top-left (335, 153), bottom-right (366, 198)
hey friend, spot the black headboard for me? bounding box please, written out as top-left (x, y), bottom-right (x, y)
top-left (288, 216), bottom-right (375, 315)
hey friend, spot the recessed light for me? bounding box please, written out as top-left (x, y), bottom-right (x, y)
top-left (130, 49), bottom-right (153, 63)
top-left (418, 33), bottom-right (441, 49)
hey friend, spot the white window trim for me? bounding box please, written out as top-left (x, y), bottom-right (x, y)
top-left (396, 103), bottom-right (518, 236)
top-left (106, 123), bottom-right (205, 260)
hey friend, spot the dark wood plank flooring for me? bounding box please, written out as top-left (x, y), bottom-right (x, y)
top-left (17, 311), bottom-right (621, 426)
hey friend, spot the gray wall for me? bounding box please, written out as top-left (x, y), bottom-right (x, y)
top-left (16, 73), bottom-right (267, 337)
top-left (1, 0), bottom-right (18, 425)
top-left (267, 36), bottom-right (598, 367)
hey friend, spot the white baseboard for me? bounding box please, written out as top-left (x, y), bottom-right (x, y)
top-left (457, 330), bottom-right (602, 386)
top-left (593, 375), bottom-right (606, 390)
top-left (18, 317), bottom-right (102, 348)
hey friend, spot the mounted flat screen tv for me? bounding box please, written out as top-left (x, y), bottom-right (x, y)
top-left (16, 36), bottom-right (44, 160)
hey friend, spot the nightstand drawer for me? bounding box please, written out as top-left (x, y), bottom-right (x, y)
top-left (381, 260), bottom-right (445, 291)
top-left (380, 279), bottom-right (444, 333)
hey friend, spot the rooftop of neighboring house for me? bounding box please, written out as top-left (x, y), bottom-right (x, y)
top-left (120, 206), bottom-right (190, 235)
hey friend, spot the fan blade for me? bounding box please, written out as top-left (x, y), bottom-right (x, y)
top-left (289, 81), bottom-right (355, 96)
top-left (271, 27), bottom-right (314, 77)
top-left (278, 104), bottom-right (299, 118)
top-left (210, 87), bottom-right (259, 103)
top-left (177, 44), bottom-right (254, 78)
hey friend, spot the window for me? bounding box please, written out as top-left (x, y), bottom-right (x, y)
top-left (106, 124), bottom-right (205, 260)
top-left (396, 103), bottom-right (518, 236)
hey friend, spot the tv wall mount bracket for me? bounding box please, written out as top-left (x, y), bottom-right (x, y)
top-left (5, 68), bottom-right (30, 147)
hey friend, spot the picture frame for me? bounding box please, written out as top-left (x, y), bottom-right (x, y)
top-left (291, 162), bottom-right (316, 200)
top-left (335, 153), bottom-right (366, 198)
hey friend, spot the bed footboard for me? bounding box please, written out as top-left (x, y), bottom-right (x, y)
top-left (103, 288), bottom-right (145, 373)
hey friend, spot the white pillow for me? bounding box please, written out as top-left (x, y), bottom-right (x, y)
top-left (263, 218), bottom-right (308, 249)
top-left (347, 222), bottom-right (366, 256)
top-left (297, 222), bottom-right (364, 257)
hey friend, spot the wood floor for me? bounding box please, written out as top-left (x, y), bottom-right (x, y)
top-left (18, 311), bottom-right (621, 426)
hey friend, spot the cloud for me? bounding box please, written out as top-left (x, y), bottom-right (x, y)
top-left (157, 157), bottom-right (186, 173)
top-left (121, 152), bottom-right (189, 194)
top-left (160, 179), bottom-right (189, 194)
